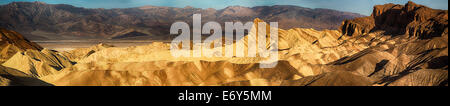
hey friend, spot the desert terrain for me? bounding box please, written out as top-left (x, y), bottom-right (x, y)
top-left (0, 1), bottom-right (447, 86)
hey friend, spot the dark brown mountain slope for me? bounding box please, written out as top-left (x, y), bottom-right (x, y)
top-left (340, 1), bottom-right (448, 39)
top-left (304, 1), bottom-right (449, 86)
top-left (0, 65), bottom-right (52, 86)
top-left (0, 27), bottom-right (52, 86)
top-left (0, 2), bottom-right (364, 40)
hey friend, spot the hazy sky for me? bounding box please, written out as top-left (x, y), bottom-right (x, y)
top-left (0, 0), bottom-right (448, 15)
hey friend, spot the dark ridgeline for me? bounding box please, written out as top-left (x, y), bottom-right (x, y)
top-left (0, 2), bottom-right (364, 40)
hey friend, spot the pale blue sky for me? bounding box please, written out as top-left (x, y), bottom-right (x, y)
top-left (0, 0), bottom-right (448, 15)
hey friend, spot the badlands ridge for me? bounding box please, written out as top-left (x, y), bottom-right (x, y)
top-left (0, 1), bottom-right (447, 86)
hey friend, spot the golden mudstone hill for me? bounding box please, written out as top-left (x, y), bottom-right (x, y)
top-left (0, 28), bottom-right (54, 85)
top-left (0, 65), bottom-right (52, 86)
top-left (0, 28), bottom-right (43, 63)
top-left (2, 48), bottom-right (73, 78)
top-left (0, 28), bottom-right (73, 85)
top-left (61, 43), bottom-right (114, 62)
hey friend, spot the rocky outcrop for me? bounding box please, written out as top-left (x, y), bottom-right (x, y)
top-left (340, 17), bottom-right (375, 36)
top-left (340, 1), bottom-right (448, 39)
top-left (61, 43), bottom-right (114, 62)
top-left (0, 28), bottom-right (42, 63)
top-left (2, 48), bottom-right (73, 77)
top-left (0, 28), bottom-right (56, 85)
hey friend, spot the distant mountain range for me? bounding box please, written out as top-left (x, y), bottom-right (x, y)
top-left (0, 2), bottom-right (364, 40)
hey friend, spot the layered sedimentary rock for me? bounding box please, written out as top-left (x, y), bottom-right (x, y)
top-left (340, 1), bottom-right (448, 39)
top-left (0, 28), bottom-right (42, 63)
top-left (0, 28), bottom-right (54, 86)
